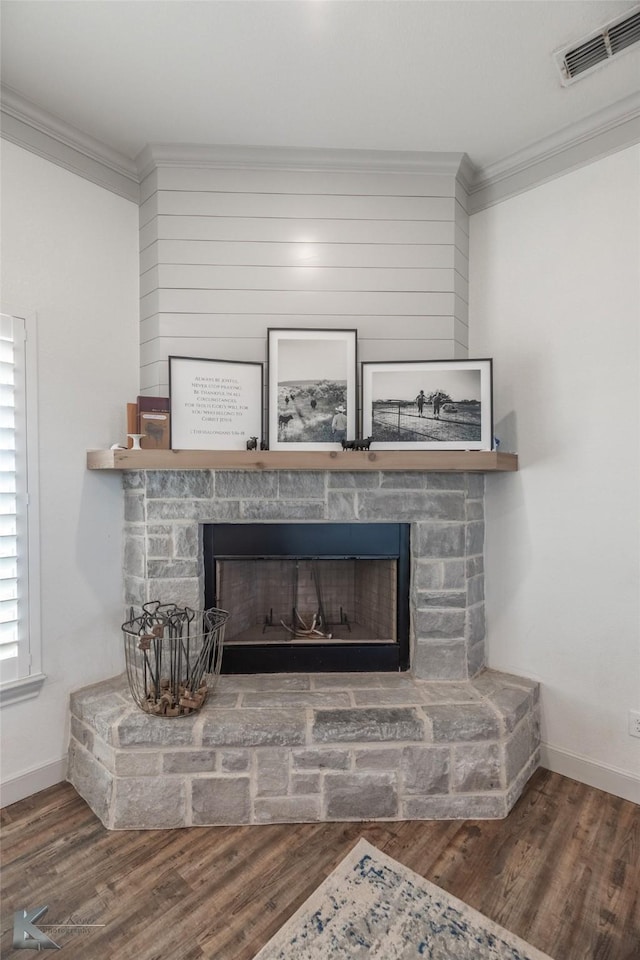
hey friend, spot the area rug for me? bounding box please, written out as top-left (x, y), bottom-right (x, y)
top-left (253, 838), bottom-right (553, 960)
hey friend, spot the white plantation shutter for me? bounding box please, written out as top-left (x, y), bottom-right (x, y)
top-left (0, 313), bottom-right (42, 701)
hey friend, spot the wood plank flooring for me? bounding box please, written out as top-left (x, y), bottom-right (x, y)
top-left (1, 768), bottom-right (638, 959)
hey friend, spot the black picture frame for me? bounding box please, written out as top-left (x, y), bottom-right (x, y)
top-left (267, 328), bottom-right (357, 450)
top-left (361, 358), bottom-right (493, 450)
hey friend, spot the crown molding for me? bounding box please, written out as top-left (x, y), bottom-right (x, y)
top-left (469, 92), bottom-right (640, 213)
top-left (2, 84), bottom-right (638, 212)
top-left (136, 142), bottom-right (473, 181)
top-left (0, 85), bottom-right (140, 203)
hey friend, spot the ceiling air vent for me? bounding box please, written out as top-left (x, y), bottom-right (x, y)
top-left (556, 6), bottom-right (640, 85)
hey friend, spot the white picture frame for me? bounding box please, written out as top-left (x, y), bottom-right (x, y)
top-left (169, 356), bottom-right (264, 450)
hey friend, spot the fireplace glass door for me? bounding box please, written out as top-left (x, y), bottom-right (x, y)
top-left (204, 523), bottom-right (410, 673)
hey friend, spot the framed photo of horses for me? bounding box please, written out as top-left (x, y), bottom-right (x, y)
top-left (361, 358), bottom-right (493, 450)
top-left (169, 356), bottom-right (264, 450)
top-left (267, 328), bottom-right (357, 450)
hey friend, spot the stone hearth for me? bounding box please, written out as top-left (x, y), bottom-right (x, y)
top-left (68, 668), bottom-right (539, 829)
top-left (68, 466), bottom-right (541, 828)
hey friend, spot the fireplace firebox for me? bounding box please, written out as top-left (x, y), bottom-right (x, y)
top-left (204, 523), bottom-right (410, 673)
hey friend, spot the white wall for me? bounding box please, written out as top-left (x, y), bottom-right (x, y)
top-left (0, 141), bottom-right (139, 803)
top-left (470, 145), bottom-right (640, 802)
top-left (139, 163), bottom-right (470, 396)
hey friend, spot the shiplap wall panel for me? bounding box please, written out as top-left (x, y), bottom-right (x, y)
top-left (150, 191), bottom-right (457, 222)
top-left (141, 289), bottom-right (463, 319)
top-left (143, 240), bottom-right (460, 270)
top-left (142, 265), bottom-right (467, 297)
top-left (138, 160), bottom-right (470, 396)
top-left (144, 215), bottom-right (460, 246)
top-left (154, 166), bottom-right (463, 197)
top-left (141, 314), bottom-right (462, 343)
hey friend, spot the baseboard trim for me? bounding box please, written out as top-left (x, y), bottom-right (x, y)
top-left (0, 756), bottom-right (68, 808)
top-left (541, 743), bottom-right (640, 805)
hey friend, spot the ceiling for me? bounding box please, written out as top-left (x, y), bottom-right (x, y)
top-left (1, 0), bottom-right (639, 176)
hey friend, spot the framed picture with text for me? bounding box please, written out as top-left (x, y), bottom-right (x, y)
top-left (169, 356), bottom-right (264, 450)
top-left (361, 358), bottom-right (493, 450)
top-left (267, 328), bottom-right (357, 450)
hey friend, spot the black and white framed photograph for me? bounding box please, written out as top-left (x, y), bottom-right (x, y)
top-left (169, 356), bottom-right (264, 450)
top-left (268, 328), bottom-right (357, 450)
top-left (361, 359), bottom-right (493, 450)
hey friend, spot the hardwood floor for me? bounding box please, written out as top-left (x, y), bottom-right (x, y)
top-left (1, 768), bottom-right (638, 959)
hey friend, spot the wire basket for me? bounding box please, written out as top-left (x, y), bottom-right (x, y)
top-left (122, 602), bottom-right (229, 717)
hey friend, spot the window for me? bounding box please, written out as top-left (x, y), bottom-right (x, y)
top-left (0, 312), bottom-right (43, 704)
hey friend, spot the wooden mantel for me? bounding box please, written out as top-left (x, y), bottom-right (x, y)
top-left (87, 448), bottom-right (518, 472)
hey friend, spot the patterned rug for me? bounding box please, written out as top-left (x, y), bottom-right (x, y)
top-left (254, 838), bottom-right (554, 960)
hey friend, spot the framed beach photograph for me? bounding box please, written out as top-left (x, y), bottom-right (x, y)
top-left (169, 356), bottom-right (264, 450)
top-left (361, 358), bottom-right (493, 450)
top-left (267, 328), bottom-right (357, 450)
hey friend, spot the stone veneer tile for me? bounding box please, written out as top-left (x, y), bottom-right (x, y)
top-left (353, 748), bottom-right (403, 770)
top-left (312, 707), bottom-right (425, 743)
top-left (112, 776), bottom-right (187, 829)
top-left (420, 682), bottom-right (483, 704)
top-left (327, 473), bottom-right (380, 488)
top-left (402, 746), bottom-right (450, 795)
top-left (220, 750), bottom-right (250, 772)
top-left (201, 709), bottom-right (306, 747)
top-left (466, 521), bottom-right (485, 556)
top-left (219, 675), bottom-right (311, 693)
top-left (379, 472), bottom-right (432, 489)
top-left (145, 500), bottom-right (229, 521)
top-left (290, 773), bottom-right (321, 795)
top-left (124, 493), bottom-right (145, 523)
top-left (414, 609), bottom-right (466, 638)
top-left (146, 470), bottom-right (213, 499)
top-left (413, 523), bottom-right (465, 558)
top-left (412, 639), bottom-right (467, 681)
top-left (68, 739), bottom-right (113, 827)
top-left (115, 751), bottom-right (162, 777)
top-left (215, 471), bottom-right (278, 499)
top-left (147, 559), bottom-right (198, 579)
top-left (162, 750), bottom-right (217, 774)
top-left (242, 691), bottom-right (352, 709)
top-left (358, 492), bottom-right (465, 522)
top-left (352, 689), bottom-right (427, 707)
top-left (122, 471), bottom-right (145, 489)
top-left (256, 750), bottom-right (290, 796)
top-left (425, 703), bottom-right (501, 742)
top-left (278, 472), bottom-right (325, 499)
top-left (255, 796), bottom-right (321, 823)
top-left (292, 749), bottom-right (350, 770)
top-left (504, 715), bottom-right (539, 784)
top-left (174, 524), bottom-right (199, 558)
top-left (325, 773), bottom-right (398, 819)
top-left (117, 710), bottom-right (201, 748)
top-left (240, 501), bottom-right (325, 520)
top-left (326, 491), bottom-right (357, 521)
top-left (488, 687), bottom-right (535, 732)
top-left (452, 743), bottom-right (501, 792)
top-left (403, 794), bottom-right (505, 820)
top-left (191, 777), bottom-right (251, 825)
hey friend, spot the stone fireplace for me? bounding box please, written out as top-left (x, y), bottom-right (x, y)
top-left (121, 468), bottom-right (488, 681)
top-left (68, 465), bottom-right (540, 828)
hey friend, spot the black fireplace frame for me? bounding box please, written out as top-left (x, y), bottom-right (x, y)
top-left (204, 522), bottom-right (410, 673)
